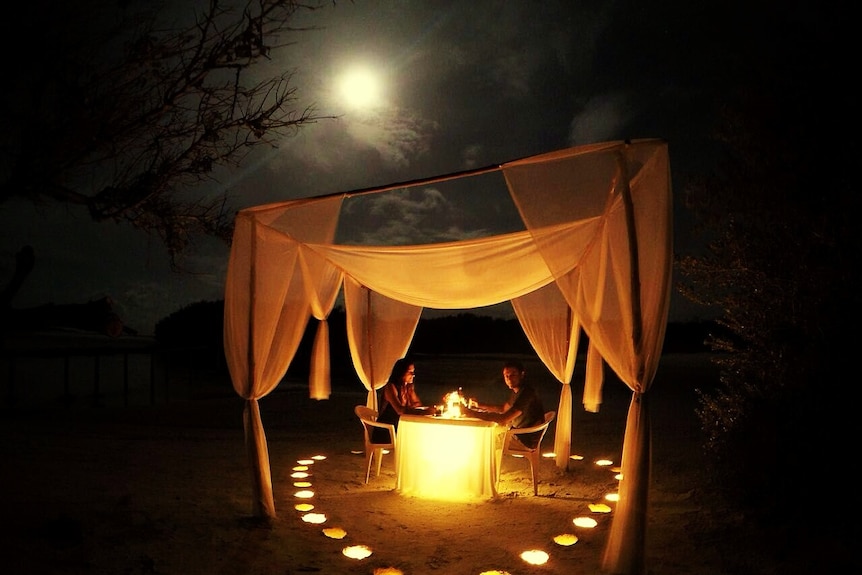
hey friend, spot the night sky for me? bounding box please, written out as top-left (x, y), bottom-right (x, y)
top-left (1, 1), bottom-right (804, 334)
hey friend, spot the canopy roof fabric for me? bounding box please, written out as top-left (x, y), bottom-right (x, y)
top-left (223, 139), bottom-right (672, 575)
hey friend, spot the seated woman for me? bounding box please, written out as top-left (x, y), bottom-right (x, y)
top-left (372, 356), bottom-right (428, 443)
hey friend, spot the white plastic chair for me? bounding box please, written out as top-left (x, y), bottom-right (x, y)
top-left (354, 405), bottom-right (397, 483)
top-left (497, 410), bottom-right (555, 495)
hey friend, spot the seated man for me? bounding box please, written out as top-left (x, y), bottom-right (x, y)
top-left (463, 359), bottom-right (545, 448)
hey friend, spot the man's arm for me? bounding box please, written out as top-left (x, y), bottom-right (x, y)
top-left (468, 397), bottom-right (513, 414)
top-left (465, 406), bottom-right (522, 426)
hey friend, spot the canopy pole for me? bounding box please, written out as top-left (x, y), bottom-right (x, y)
top-left (618, 146), bottom-right (644, 371)
top-left (247, 220), bottom-right (257, 409)
top-left (366, 287), bottom-right (377, 411)
top-left (245, 220), bottom-right (276, 519)
top-left (559, 304), bottom-right (574, 470)
top-left (343, 164), bottom-right (502, 199)
top-left (602, 144), bottom-right (650, 575)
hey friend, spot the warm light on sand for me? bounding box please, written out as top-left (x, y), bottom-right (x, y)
top-left (596, 459), bottom-right (613, 466)
top-left (297, 459), bottom-right (315, 465)
top-left (589, 503), bottom-right (612, 513)
top-left (553, 533), bottom-right (579, 546)
top-left (301, 513), bottom-right (327, 524)
top-left (520, 550), bottom-right (549, 565)
top-left (293, 465), bottom-right (309, 471)
top-left (291, 472), bottom-right (310, 479)
top-left (342, 545), bottom-right (373, 560)
top-left (294, 481), bottom-right (312, 488)
top-left (573, 517), bottom-right (598, 528)
top-left (294, 490), bottom-right (315, 499)
top-left (570, 454), bottom-right (584, 460)
top-left (605, 493), bottom-right (619, 502)
top-left (294, 503), bottom-right (314, 512)
top-left (311, 455), bottom-right (326, 461)
top-left (323, 527), bottom-right (347, 539)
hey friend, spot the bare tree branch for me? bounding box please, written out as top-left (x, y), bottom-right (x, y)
top-left (1, 0), bottom-right (341, 267)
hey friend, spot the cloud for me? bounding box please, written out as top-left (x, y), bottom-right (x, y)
top-left (568, 92), bottom-right (635, 145)
top-left (265, 104), bottom-right (439, 198)
top-left (342, 107), bottom-right (439, 169)
top-left (460, 144), bottom-right (484, 169)
top-left (339, 187), bottom-right (491, 246)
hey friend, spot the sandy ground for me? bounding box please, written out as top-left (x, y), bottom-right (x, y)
top-left (0, 353), bottom-right (831, 574)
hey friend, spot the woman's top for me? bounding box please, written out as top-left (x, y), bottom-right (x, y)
top-left (372, 381), bottom-right (422, 442)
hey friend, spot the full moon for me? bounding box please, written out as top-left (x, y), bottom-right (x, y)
top-left (337, 65), bottom-right (382, 109)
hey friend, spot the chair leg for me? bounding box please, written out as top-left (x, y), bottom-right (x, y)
top-left (365, 451), bottom-right (373, 483)
top-left (375, 447), bottom-right (384, 477)
top-left (530, 453), bottom-right (539, 495)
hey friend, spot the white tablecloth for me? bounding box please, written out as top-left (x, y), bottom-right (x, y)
top-left (396, 414), bottom-right (501, 500)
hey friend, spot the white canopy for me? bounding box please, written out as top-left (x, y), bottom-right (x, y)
top-left (223, 139), bottom-right (672, 574)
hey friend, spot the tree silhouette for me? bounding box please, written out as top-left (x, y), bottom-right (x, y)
top-left (2, 1), bottom-right (339, 267)
top-left (677, 5), bottom-right (857, 522)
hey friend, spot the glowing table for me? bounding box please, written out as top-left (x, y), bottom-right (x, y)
top-left (396, 414), bottom-right (501, 501)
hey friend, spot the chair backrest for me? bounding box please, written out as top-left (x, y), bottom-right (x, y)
top-left (355, 405), bottom-right (377, 423)
top-left (355, 405), bottom-right (396, 447)
top-left (506, 411), bottom-right (555, 452)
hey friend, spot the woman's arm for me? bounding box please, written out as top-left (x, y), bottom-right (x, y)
top-left (384, 384), bottom-right (426, 415)
top-left (406, 385), bottom-right (424, 408)
top-left (382, 384), bottom-right (407, 415)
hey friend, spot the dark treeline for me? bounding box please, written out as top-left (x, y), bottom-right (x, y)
top-left (155, 301), bottom-right (718, 383)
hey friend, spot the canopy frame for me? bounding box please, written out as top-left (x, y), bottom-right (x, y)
top-left (223, 139), bottom-right (672, 575)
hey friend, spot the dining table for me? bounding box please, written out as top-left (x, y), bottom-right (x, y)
top-left (395, 412), bottom-right (503, 501)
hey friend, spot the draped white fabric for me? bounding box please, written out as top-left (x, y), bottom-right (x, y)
top-left (343, 275), bottom-right (422, 410)
top-left (307, 227), bottom-right (563, 307)
top-left (504, 141), bottom-right (672, 575)
top-left (223, 196), bottom-right (343, 517)
top-left (511, 282), bottom-right (579, 469)
top-left (301, 247), bottom-right (344, 400)
top-left (223, 139), bottom-right (671, 575)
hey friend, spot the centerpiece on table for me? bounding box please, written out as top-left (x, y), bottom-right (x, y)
top-left (437, 387), bottom-right (467, 418)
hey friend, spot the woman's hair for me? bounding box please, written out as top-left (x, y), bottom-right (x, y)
top-left (387, 356), bottom-right (415, 387)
